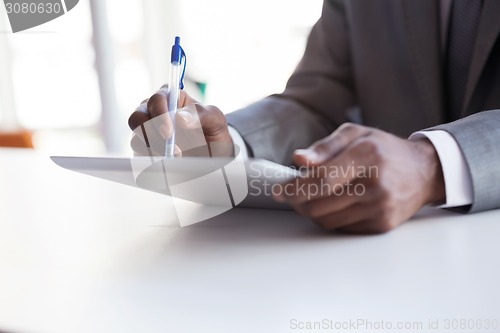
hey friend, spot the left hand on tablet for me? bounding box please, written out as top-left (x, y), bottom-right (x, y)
top-left (274, 123), bottom-right (446, 234)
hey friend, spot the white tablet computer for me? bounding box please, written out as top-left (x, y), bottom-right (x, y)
top-left (51, 156), bottom-right (299, 210)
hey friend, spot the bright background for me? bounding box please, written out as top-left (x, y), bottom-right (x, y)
top-left (0, 0), bottom-right (323, 155)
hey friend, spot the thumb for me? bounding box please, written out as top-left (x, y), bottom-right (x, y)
top-left (196, 104), bottom-right (227, 134)
top-left (293, 123), bottom-right (371, 166)
top-left (177, 105), bottom-right (199, 129)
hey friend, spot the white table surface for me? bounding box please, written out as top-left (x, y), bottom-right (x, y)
top-left (1, 149), bottom-right (499, 333)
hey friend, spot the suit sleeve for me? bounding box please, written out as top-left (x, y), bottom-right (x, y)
top-left (426, 109), bottom-right (500, 213)
top-left (226, 0), bottom-right (356, 166)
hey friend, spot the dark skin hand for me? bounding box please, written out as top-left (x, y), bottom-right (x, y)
top-left (128, 88), bottom-right (233, 157)
top-left (273, 123), bottom-right (446, 234)
top-left (129, 89), bottom-right (446, 234)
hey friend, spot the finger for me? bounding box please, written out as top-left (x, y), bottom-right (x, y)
top-left (140, 117), bottom-right (170, 155)
top-left (147, 89), bottom-right (169, 118)
top-left (291, 180), bottom-right (369, 218)
top-left (276, 142), bottom-right (377, 204)
top-left (128, 111), bottom-right (151, 131)
top-left (178, 90), bottom-right (200, 108)
top-left (274, 176), bottom-right (343, 204)
top-left (165, 86), bottom-right (200, 109)
top-left (173, 105), bottom-right (210, 155)
top-left (146, 90), bottom-right (174, 140)
top-left (130, 132), bottom-right (165, 156)
top-left (198, 105), bottom-right (228, 135)
top-left (187, 104), bottom-right (227, 136)
top-left (312, 203), bottom-right (375, 231)
top-left (176, 104), bottom-right (201, 130)
top-left (143, 85), bottom-right (198, 119)
top-left (131, 133), bottom-right (183, 157)
top-left (147, 89), bottom-right (201, 139)
top-left (294, 123), bottom-right (371, 166)
top-left (177, 103), bottom-right (227, 135)
top-left (130, 134), bottom-right (152, 156)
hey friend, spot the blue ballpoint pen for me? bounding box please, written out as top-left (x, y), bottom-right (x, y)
top-left (166, 36), bottom-right (186, 158)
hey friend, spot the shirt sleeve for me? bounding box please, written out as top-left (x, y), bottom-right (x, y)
top-left (228, 126), bottom-right (250, 159)
top-left (409, 130), bottom-right (473, 208)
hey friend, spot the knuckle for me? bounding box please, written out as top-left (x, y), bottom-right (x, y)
top-left (128, 114), bottom-right (136, 130)
top-left (314, 141), bottom-right (331, 154)
top-left (336, 122), bottom-right (366, 137)
top-left (359, 137), bottom-right (378, 153)
top-left (128, 112), bottom-right (143, 131)
top-left (354, 137), bottom-right (383, 162)
top-left (147, 93), bottom-right (165, 109)
top-left (338, 122), bottom-right (360, 133)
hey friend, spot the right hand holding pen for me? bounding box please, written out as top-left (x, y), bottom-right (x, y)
top-left (128, 86), bottom-right (234, 157)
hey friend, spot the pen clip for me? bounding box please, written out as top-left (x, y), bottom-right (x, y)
top-left (180, 47), bottom-right (186, 90)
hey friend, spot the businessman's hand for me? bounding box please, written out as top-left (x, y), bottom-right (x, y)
top-left (128, 86), bottom-right (233, 157)
top-left (275, 123), bottom-right (446, 234)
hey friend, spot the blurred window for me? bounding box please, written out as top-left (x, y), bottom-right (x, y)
top-left (4, 1), bottom-right (100, 129)
top-left (0, 0), bottom-right (322, 153)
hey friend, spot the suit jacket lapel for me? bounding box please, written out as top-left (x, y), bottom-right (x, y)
top-left (463, 0), bottom-right (500, 116)
top-left (402, 0), bottom-right (445, 126)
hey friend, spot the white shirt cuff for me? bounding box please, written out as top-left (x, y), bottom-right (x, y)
top-left (409, 130), bottom-right (473, 208)
top-left (228, 126), bottom-right (249, 159)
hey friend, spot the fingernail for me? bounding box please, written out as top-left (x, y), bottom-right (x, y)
top-left (178, 110), bottom-right (194, 124)
top-left (160, 124), bottom-right (172, 139)
top-left (295, 149), bottom-right (320, 163)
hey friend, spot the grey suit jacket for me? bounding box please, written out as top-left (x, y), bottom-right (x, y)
top-left (226, 0), bottom-right (500, 213)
